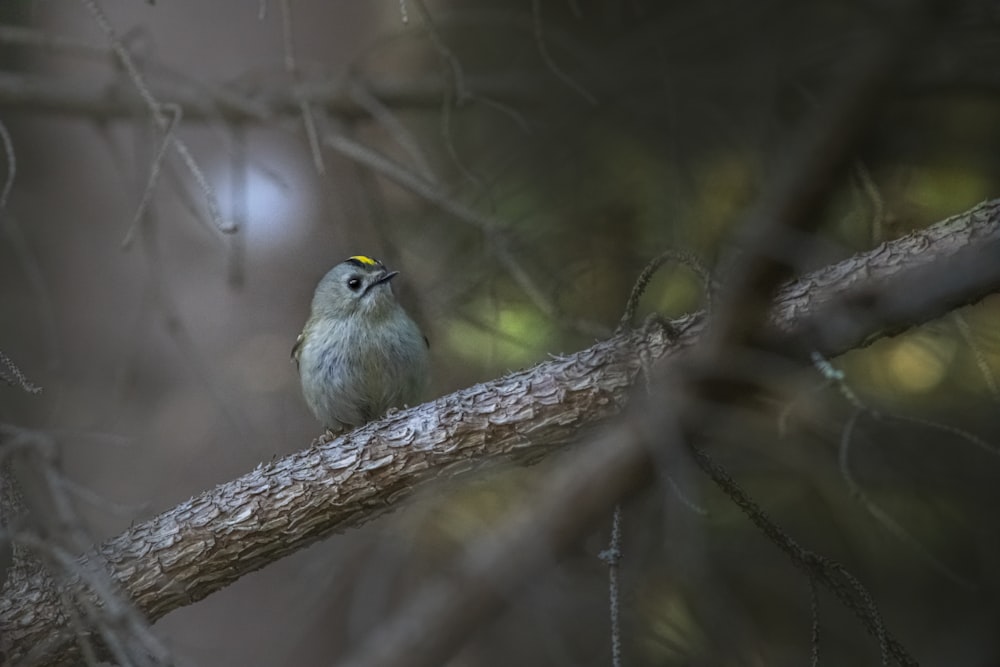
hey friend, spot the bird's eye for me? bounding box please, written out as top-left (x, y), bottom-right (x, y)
top-left (347, 276), bottom-right (362, 291)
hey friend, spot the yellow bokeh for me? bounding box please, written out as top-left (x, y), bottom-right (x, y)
top-left (885, 333), bottom-right (956, 394)
top-left (641, 591), bottom-right (706, 661)
top-left (904, 165), bottom-right (991, 221)
top-left (445, 303), bottom-right (553, 369)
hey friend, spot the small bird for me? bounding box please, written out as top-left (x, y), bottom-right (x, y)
top-left (292, 255), bottom-right (429, 435)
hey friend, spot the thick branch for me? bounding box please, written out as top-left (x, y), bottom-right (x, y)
top-left (1, 199), bottom-right (999, 665)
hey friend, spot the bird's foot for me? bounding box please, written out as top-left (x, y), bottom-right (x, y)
top-left (310, 427), bottom-right (342, 448)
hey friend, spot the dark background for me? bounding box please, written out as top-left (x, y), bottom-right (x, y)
top-left (2, 1), bottom-right (999, 665)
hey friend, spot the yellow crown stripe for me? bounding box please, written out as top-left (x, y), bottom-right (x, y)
top-left (349, 255), bottom-right (378, 266)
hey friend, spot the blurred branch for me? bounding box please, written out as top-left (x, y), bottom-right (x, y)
top-left (1, 196), bottom-right (998, 665)
top-left (2, 62), bottom-right (999, 125)
top-left (78, 0), bottom-right (233, 236)
top-left (4, 66), bottom-right (999, 127)
top-left (0, 71), bottom-right (537, 121)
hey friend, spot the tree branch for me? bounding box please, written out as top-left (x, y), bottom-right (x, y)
top-left (1, 196), bottom-right (998, 666)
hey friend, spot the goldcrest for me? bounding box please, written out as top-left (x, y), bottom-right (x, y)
top-left (293, 255), bottom-right (429, 433)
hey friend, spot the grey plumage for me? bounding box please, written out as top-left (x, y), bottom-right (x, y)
top-left (293, 256), bottom-right (429, 433)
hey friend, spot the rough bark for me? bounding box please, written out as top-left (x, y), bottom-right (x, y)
top-left (1, 198), bottom-right (999, 665)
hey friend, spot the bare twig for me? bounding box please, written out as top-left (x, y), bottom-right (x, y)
top-left (809, 576), bottom-right (821, 667)
top-left (440, 81), bottom-right (486, 191)
top-left (120, 104), bottom-right (182, 249)
top-left (411, 0), bottom-right (469, 103)
top-left (346, 80), bottom-right (438, 184)
top-left (838, 408), bottom-right (974, 588)
top-left (598, 505), bottom-right (623, 667)
top-left (280, 0), bottom-right (326, 174)
top-left (0, 351), bottom-right (41, 394)
top-left (78, 0), bottom-right (234, 235)
top-left (0, 117), bottom-right (15, 209)
top-left (855, 162), bottom-right (885, 245)
top-left (0, 213), bottom-right (61, 376)
top-left (531, 0), bottom-right (597, 104)
top-left (227, 124), bottom-right (248, 286)
top-left (951, 311), bottom-right (1000, 400)
top-left (616, 248), bottom-right (712, 333)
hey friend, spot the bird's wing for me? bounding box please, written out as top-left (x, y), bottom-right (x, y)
top-left (291, 332), bottom-right (305, 368)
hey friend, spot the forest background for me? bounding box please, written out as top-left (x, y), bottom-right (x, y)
top-left (1, 1), bottom-right (999, 666)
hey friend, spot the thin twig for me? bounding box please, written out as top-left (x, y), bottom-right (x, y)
top-left (227, 124), bottom-right (248, 287)
top-left (347, 80), bottom-right (438, 184)
top-left (890, 412), bottom-right (1000, 458)
top-left (0, 351), bottom-right (42, 394)
top-left (855, 162), bottom-right (885, 245)
top-left (686, 443), bottom-right (914, 665)
top-left (78, 0), bottom-right (234, 235)
top-left (412, 0), bottom-right (468, 102)
top-left (837, 405), bottom-right (975, 589)
top-left (617, 249), bottom-right (712, 333)
top-left (598, 505), bottom-right (624, 667)
top-left (951, 311), bottom-right (1000, 401)
top-left (280, 0), bottom-right (326, 174)
top-left (833, 563), bottom-right (888, 666)
top-left (809, 576), bottom-right (821, 667)
top-left (0, 117), bottom-right (15, 209)
top-left (440, 79), bottom-right (486, 192)
top-left (531, 0), bottom-right (597, 104)
top-left (121, 104), bottom-right (182, 249)
top-left (0, 213), bottom-right (61, 376)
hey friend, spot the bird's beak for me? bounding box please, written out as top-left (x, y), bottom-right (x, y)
top-left (364, 270), bottom-right (399, 296)
top-left (373, 270), bottom-right (399, 286)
